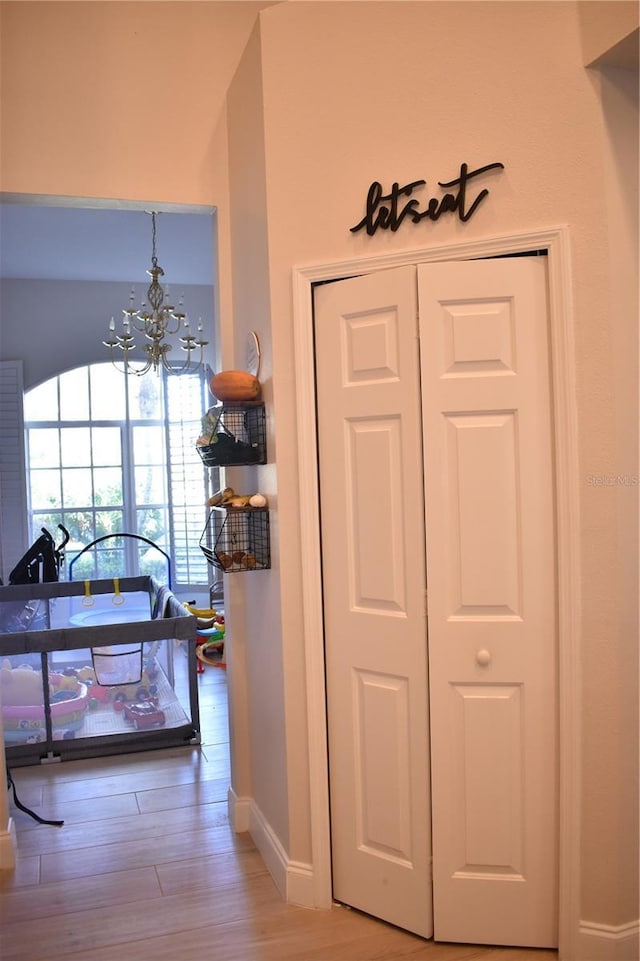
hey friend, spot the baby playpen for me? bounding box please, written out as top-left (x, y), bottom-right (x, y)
top-left (0, 575), bottom-right (200, 766)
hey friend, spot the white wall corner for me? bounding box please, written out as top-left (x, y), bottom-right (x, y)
top-left (227, 786), bottom-right (252, 834)
top-left (577, 920), bottom-right (640, 961)
top-left (2, 671), bottom-right (18, 872)
top-left (0, 817), bottom-right (17, 872)
top-left (285, 859), bottom-right (317, 909)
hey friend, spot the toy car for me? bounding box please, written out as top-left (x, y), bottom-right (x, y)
top-left (122, 701), bottom-right (166, 730)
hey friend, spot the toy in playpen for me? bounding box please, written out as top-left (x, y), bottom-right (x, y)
top-left (1, 661), bottom-right (90, 743)
top-left (183, 602), bottom-right (226, 671)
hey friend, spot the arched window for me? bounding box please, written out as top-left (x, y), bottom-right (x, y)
top-left (24, 363), bottom-right (215, 591)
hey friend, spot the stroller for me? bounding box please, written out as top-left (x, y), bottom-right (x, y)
top-left (8, 524), bottom-right (69, 585)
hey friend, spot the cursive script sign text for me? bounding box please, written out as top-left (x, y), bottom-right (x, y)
top-left (350, 162), bottom-right (505, 236)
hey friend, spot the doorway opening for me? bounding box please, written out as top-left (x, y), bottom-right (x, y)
top-left (0, 193), bottom-right (229, 769)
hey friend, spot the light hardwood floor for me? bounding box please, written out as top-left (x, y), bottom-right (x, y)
top-left (1, 659), bottom-right (558, 961)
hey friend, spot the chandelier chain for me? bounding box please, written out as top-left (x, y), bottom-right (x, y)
top-left (151, 211), bottom-right (158, 270)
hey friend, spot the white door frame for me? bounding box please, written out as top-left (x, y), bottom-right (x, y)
top-left (292, 226), bottom-right (582, 959)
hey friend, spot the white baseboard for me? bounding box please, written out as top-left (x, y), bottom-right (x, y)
top-left (229, 793), bottom-right (317, 909)
top-left (227, 786), bottom-right (252, 834)
top-left (577, 920), bottom-right (640, 961)
top-left (249, 800), bottom-right (288, 899)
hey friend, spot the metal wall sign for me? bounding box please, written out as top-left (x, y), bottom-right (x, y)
top-left (350, 162), bottom-right (505, 236)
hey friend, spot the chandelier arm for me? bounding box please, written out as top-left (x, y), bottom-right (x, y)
top-left (162, 349), bottom-right (205, 375)
top-left (104, 343), bottom-right (152, 377)
top-left (165, 312), bottom-right (184, 335)
top-left (129, 313), bottom-right (148, 334)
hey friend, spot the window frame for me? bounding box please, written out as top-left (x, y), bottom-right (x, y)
top-left (23, 362), bottom-right (215, 592)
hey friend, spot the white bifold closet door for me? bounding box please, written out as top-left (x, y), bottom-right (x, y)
top-left (314, 255), bottom-right (557, 948)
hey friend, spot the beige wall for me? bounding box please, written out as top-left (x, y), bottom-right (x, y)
top-left (251, 0), bottom-right (638, 934)
top-left (579, 58), bottom-right (639, 927)
top-left (1, 0), bottom-right (638, 947)
top-left (579, 0), bottom-right (639, 66)
top-left (225, 20), bottom-right (296, 855)
top-left (0, 0), bottom-right (272, 204)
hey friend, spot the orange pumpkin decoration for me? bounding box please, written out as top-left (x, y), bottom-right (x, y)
top-left (209, 370), bottom-right (261, 403)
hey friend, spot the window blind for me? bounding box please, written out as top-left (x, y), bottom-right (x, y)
top-left (0, 360), bottom-right (28, 582)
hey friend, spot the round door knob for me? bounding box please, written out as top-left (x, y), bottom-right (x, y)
top-left (476, 649), bottom-right (492, 667)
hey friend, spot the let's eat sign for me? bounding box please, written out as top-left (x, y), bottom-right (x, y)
top-left (350, 161), bottom-right (505, 236)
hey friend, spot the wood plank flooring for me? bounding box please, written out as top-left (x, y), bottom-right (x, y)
top-left (1, 658), bottom-right (558, 961)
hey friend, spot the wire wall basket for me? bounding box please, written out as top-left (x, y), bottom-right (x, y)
top-left (196, 404), bottom-right (266, 467)
top-left (200, 507), bottom-right (270, 573)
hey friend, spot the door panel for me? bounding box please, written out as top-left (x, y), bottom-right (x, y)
top-left (347, 417), bottom-right (407, 611)
top-left (314, 266), bottom-right (433, 938)
top-left (353, 669), bottom-right (413, 860)
top-left (445, 411), bottom-right (521, 614)
top-left (419, 258), bottom-right (557, 947)
top-left (448, 682), bottom-right (525, 874)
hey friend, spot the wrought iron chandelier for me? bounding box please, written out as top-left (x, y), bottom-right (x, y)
top-left (103, 211), bottom-right (208, 375)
